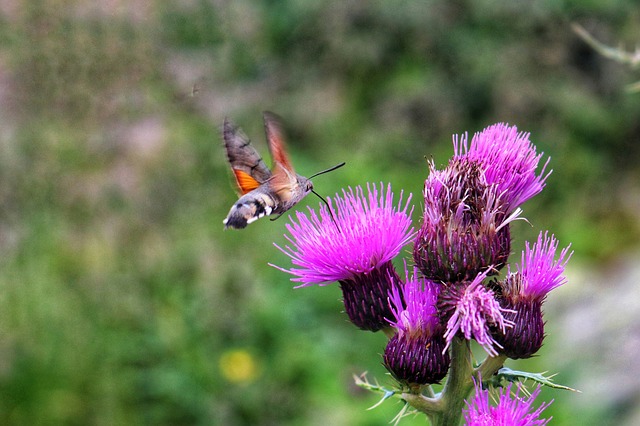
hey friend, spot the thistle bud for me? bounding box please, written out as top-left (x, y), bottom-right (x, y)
top-left (491, 232), bottom-right (572, 358)
top-left (383, 268), bottom-right (450, 386)
top-left (384, 331), bottom-right (450, 388)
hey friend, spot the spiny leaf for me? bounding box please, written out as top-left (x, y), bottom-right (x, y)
top-left (489, 367), bottom-right (580, 392)
top-left (353, 373), bottom-right (397, 397)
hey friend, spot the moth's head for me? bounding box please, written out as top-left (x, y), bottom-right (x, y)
top-left (302, 162), bottom-right (345, 195)
top-left (301, 176), bottom-right (314, 193)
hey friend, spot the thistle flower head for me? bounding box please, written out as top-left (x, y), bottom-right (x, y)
top-left (464, 381), bottom-right (552, 426)
top-left (492, 231), bottom-right (572, 358)
top-left (453, 123), bottom-right (550, 214)
top-left (502, 231), bottom-right (572, 303)
top-left (414, 123), bottom-right (548, 284)
top-left (384, 266), bottom-right (449, 386)
top-left (271, 183), bottom-right (414, 332)
top-left (414, 158), bottom-right (515, 282)
top-left (272, 183), bottom-right (414, 286)
top-left (387, 266), bottom-right (441, 338)
top-left (440, 270), bottom-right (514, 357)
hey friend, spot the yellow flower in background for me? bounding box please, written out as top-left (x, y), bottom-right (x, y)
top-left (219, 349), bottom-right (261, 384)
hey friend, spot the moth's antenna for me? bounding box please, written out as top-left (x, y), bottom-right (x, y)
top-left (308, 162), bottom-right (346, 179)
top-left (307, 162), bottom-right (344, 230)
top-left (311, 189), bottom-right (341, 231)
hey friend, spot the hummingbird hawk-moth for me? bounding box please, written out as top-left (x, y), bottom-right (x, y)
top-left (222, 112), bottom-right (344, 229)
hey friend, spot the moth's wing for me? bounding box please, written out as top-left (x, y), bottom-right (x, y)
top-left (223, 117), bottom-right (272, 195)
top-left (263, 111), bottom-right (299, 201)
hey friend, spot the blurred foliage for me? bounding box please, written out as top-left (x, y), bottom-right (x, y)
top-left (0, 0), bottom-right (638, 425)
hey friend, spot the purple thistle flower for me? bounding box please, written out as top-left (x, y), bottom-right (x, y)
top-left (504, 231), bottom-right (572, 303)
top-left (453, 123), bottom-right (551, 214)
top-left (439, 270), bottom-right (514, 357)
top-left (464, 381), bottom-right (552, 426)
top-left (387, 265), bottom-right (441, 337)
top-left (414, 160), bottom-right (517, 282)
top-left (271, 183), bottom-right (414, 331)
top-left (272, 183), bottom-right (414, 285)
top-left (415, 123), bottom-right (547, 283)
top-left (492, 232), bottom-right (572, 358)
top-left (384, 266), bottom-right (450, 386)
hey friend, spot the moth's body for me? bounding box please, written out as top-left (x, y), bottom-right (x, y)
top-left (222, 112), bottom-right (314, 229)
top-left (224, 175), bottom-right (313, 229)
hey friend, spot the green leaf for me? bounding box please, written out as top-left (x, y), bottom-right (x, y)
top-left (488, 367), bottom-right (581, 392)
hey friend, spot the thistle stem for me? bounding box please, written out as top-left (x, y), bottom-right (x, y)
top-left (475, 353), bottom-right (507, 381)
top-left (401, 338), bottom-right (508, 425)
top-left (400, 393), bottom-right (443, 417)
top-left (431, 337), bottom-right (474, 425)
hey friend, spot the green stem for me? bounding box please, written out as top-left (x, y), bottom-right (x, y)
top-left (401, 337), bottom-right (507, 426)
top-left (399, 339), bottom-right (508, 425)
top-left (431, 337), bottom-right (474, 426)
top-left (423, 385), bottom-right (436, 398)
top-left (474, 353), bottom-right (507, 382)
top-left (400, 392), bottom-right (443, 417)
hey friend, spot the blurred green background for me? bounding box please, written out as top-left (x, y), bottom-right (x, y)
top-left (0, 1), bottom-right (639, 425)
